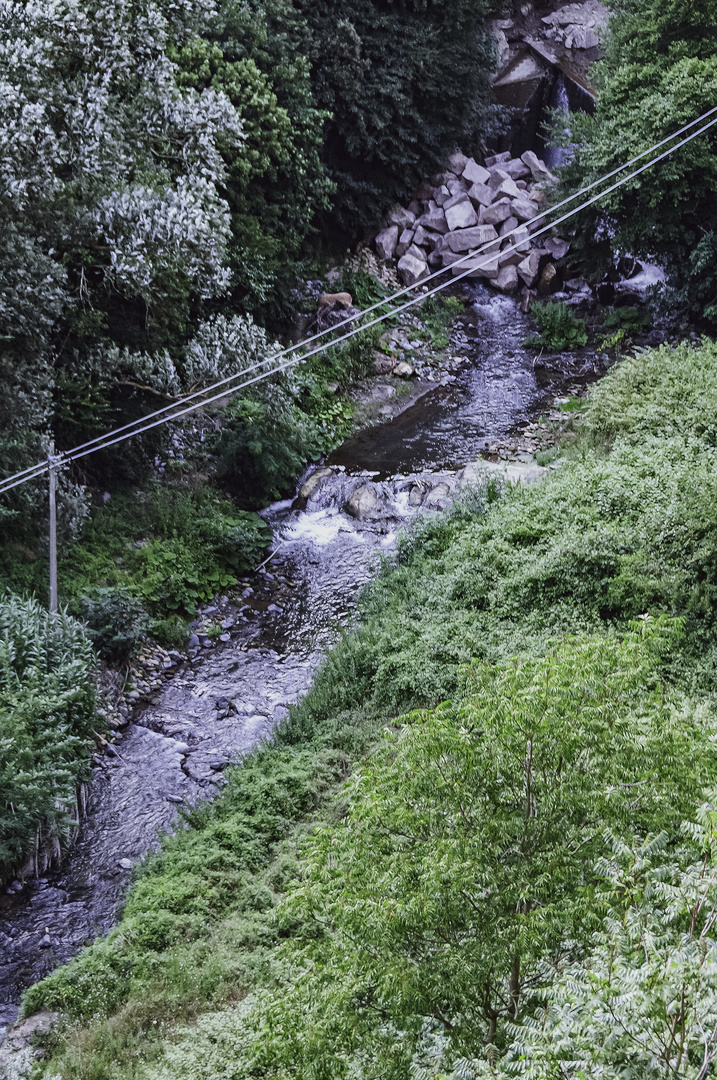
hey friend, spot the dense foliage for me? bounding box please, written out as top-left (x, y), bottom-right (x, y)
top-left (0, 595), bottom-right (98, 882)
top-left (23, 339), bottom-right (717, 1079)
top-left (561, 0), bottom-right (717, 325)
top-left (295, 0), bottom-right (501, 236)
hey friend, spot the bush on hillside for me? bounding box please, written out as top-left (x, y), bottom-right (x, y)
top-left (0, 595), bottom-right (98, 882)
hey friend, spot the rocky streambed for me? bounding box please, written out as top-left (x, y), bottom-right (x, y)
top-left (0, 284), bottom-right (604, 1038)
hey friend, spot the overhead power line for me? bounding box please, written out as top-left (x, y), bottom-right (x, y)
top-left (2, 103), bottom-right (717, 499)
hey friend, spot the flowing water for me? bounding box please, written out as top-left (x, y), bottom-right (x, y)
top-left (0, 285), bottom-right (600, 1034)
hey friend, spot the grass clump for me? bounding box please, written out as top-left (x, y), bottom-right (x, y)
top-left (524, 299), bottom-right (588, 350)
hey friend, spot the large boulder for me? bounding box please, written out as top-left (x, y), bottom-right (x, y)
top-left (446, 224), bottom-right (499, 252)
top-left (517, 250), bottom-right (542, 287)
top-left (445, 199), bottom-right (479, 231)
top-left (448, 151), bottom-right (469, 175)
top-left (386, 205), bottom-right (417, 229)
top-left (453, 253), bottom-right (501, 279)
top-left (397, 248), bottom-right (429, 286)
top-left (481, 198), bottom-right (513, 226)
top-left (375, 225), bottom-right (399, 260)
top-left (467, 182), bottom-right (494, 208)
top-left (544, 236), bottom-right (571, 259)
top-left (416, 205), bottom-right (449, 234)
top-left (423, 482), bottom-right (452, 510)
top-left (345, 483), bottom-right (380, 520)
top-left (511, 199), bottom-right (542, 224)
top-left (395, 228), bottom-right (414, 258)
top-left (484, 150), bottom-right (511, 168)
top-left (462, 158), bottom-right (491, 186)
top-left (502, 158), bottom-right (532, 180)
top-left (496, 264), bottom-right (520, 294)
top-left (492, 177), bottom-right (522, 201)
top-left (520, 151), bottom-right (557, 184)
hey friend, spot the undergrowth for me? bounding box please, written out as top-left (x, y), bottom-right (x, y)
top-left (22, 337), bottom-right (717, 1079)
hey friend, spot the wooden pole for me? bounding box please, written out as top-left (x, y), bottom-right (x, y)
top-left (48, 440), bottom-right (57, 613)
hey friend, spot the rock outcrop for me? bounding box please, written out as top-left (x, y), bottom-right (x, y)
top-left (374, 150), bottom-right (567, 297)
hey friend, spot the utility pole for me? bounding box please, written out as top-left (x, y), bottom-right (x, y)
top-left (48, 440), bottom-right (58, 613)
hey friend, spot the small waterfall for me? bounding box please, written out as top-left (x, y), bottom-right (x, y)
top-left (544, 72), bottom-right (573, 170)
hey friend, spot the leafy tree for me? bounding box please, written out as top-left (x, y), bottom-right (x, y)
top-left (248, 627), bottom-right (714, 1078)
top-left (560, 0), bottom-right (717, 324)
top-left (295, 0), bottom-right (502, 236)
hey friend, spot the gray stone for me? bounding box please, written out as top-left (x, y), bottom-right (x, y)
top-left (544, 236), bottom-right (571, 259)
top-left (499, 215), bottom-right (520, 236)
top-left (345, 483), bottom-right (380, 519)
top-left (488, 166), bottom-right (512, 189)
top-left (395, 228), bottom-right (414, 258)
top-left (481, 199), bottom-right (514, 226)
top-left (412, 224), bottom-right (435, 248)
top-left (462, 158), bottom-right (491, 186)
top-left (467, 182), bottom-right (494, 208)
top-left (493, 177), bottom-right (522, 201)
top-left (517, 250), bottom-right (542, 287)
top-left (502, 158), bottom-right (532, 180)
top-left (484, 151), bottom-right (512, 168)
top-left (434, 185), bottom-right (451, 207)
top-left (394, 360), bottom-right (416, 377)
top-left (520, 151), bottom-right (557, 183)
top-left (375, 225), bottom-right (399, 260)
top-left (416, 205), bottom-right (448, 234)
top-left (445, 199), bottom-right (479, 231)
top-left (503, 223), bottom-right (531, 252)
top-left (386, 205), bottom-right (417, 229)
top-left (300, 466), bottom-right (333, 501)
top-left (119, 857), bottom-right (133, 870)
top-left (496, 264), bottom-right (520, 293)
top-left (453, 253), bottom-right (501, 279)
top-left (447, 177), bottom-right (467, 196)
top-left (423, 482), bottom-right (452, 510)
top-left (537, 261), bottom-right (559, 294)
top-left (511, 199), bottom-right (542, 223)
top-left (446, 224), bottom-right (499, 252)
top-left (443, 190), bottom-right (471, 211)
top-left (397, 249), bottom-right (429, 286)
top-left (448, 151), bottom-right (469, 175)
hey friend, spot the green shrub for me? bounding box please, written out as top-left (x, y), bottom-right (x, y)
top-left (524, 300), bottom-right (588, 350)
top-left (0, 594), bottom-right (98, 881)
top-left (80, 587), bottom-right (149, 665)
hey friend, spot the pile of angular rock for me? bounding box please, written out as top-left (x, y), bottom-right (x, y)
top-left (374, 150), bottom-right (570, 296)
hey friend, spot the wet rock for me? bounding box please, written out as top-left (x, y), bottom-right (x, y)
top-left (299, 466), bottom-right (333, 501)
top-left (188, 634), bottom-right (200, 650)
top-left (344, 483), bottom-right (380, 520)
top-left (423, 482), bottom-right (452, 510)
top-left (537, 261), bottom-right (559, 294)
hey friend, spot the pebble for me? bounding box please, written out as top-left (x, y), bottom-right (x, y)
top-left (166, 794), bottom-right (184, 804)
top-left (118, 858), bottom-right (133, 870)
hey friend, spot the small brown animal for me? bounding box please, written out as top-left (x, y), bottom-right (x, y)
top-left (318, 291), bottom-right (353, 310)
